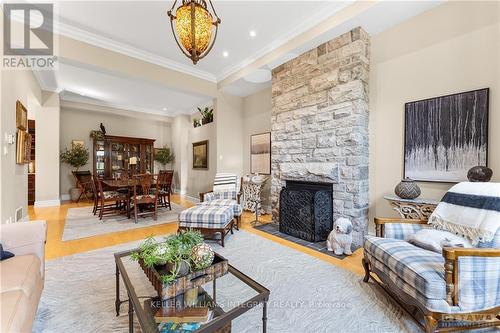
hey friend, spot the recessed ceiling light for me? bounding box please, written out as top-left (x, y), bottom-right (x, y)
top-left (222, 51), bottom-right (229, 58)
top-left (162, 107), bottom-right (167, 111)
top-left (249, 30), bottom-right (256, 38)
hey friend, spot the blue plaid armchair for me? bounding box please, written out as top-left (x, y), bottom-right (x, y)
top-left (198, 173), bottom-right (243, 229)
top-left (363, 217), bottom-right (500, 333)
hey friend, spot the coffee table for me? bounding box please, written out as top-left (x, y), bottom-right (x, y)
top-left (114, 249), bottom-right (270, 333)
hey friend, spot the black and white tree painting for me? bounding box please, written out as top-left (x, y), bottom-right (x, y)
top-left (404, 88), bottom-right (489, 182)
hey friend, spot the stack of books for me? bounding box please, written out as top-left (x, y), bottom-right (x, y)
top-left (156, 306), bottom-right (213, 333)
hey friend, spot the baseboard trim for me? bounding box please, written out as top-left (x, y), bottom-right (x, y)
top-left (34, 199), bottom-right (61, 207)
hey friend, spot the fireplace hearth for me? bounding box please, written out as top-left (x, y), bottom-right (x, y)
top-left (279, 180), bottom-right (333, 242)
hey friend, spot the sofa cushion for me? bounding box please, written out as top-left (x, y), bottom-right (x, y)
top-left (0, 254), bottom-right (41, 297)
top-left (0, 243), bottom-right (14, 260)
top-left (1, 290), bottom-right (31, 333)
top-left (364, 236), bottom-right (446, 299)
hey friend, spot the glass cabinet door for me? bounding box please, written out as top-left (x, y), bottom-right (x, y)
top-left (95, 140), bottom-right (105, 177)
top-left (127, 144), bottom-right (141, 175)
top-left (144, 145), bottom-right (152, 174)
top-left (110, 142), bottom-right (125, 179)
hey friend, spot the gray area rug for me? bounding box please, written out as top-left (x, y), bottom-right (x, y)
top-left (62, 203), bottom-right (184, 241)
top-left (34, 230), bottom-right (424, 333)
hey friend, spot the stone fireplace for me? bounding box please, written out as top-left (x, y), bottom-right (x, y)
top-left (271, 27), bottom-right (370, 249)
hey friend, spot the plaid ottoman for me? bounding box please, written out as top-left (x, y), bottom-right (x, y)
top-left (178, 205), bottom-right (234, 247)
top-left (198, 199), bottom-right (242, 230)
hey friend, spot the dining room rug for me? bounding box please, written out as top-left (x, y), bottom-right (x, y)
top-left (61, 203), bottom-right (184, 241)
top-left (34, 230), bottom-right (426, 333)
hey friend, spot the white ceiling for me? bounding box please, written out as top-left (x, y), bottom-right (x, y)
top-left (54, 1), bottom-right (352, 81)
top-left (31, 1), bottom-right (444, 116)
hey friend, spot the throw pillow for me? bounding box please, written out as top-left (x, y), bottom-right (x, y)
top-left (407, 229), bottom-right (472, 253)
top-left (0, 243), bottom-right (14, 261)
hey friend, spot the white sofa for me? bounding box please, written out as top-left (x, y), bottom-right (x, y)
top-left (0, 220), bottom-right (47, 333)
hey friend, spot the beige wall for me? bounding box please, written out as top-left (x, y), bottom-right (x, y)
top-left (242, 87), bottom-right (272, 211)
top-left (59, 107), bottom-right (172, 198)
top-left (369, 1), bottom-right (500, 225)
top-left (215, 92), bottom-right (244, 175)
top-left (0, 69), bottom-right (41, 222)
top-left (36, 92), bottom-right (61, 206)
top-left (171, 115), bottom-right (190, 195)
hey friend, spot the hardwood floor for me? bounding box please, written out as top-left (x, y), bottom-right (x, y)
top-left (28, 194), bottom-right (364, 276)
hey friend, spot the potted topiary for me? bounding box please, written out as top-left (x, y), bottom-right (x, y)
top-left (198, 107), bottom-right (213, 125)
top-left (60, 144), bottom-right (90, 201)
top-left (154, 147), bottom-right (175, 171)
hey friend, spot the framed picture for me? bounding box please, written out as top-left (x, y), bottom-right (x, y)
top-left (250, 132), bottom-right (271, 174)
top-left (404, 88), bottom-right (489, 182)
top-left (192, 140), bottom-right (208, 169)
top-left (16, 100), bottom-right (27, 130)
top-left (24, 132), bottom-right (32, 163)
top-left (72, 140), bottom-right (85, 147)
top-left (16, 131), bottom-right (26, 164)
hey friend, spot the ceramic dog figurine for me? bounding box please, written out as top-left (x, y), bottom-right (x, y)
top-left (327, 217), bottom-right (353, 255)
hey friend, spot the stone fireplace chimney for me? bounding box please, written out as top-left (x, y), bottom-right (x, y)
top-left (271, 27), bottom-right (369, 249)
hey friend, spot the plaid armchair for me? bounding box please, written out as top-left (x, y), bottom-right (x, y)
top-left (198, 173), bottom-right (243, 229)
top-left (363, 217), bottom-right (500, 332)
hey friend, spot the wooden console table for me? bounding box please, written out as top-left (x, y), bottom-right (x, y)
top-left (384, 195), bottom-right (439, 221)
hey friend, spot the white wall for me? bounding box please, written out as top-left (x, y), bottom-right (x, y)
top-left (59, 106), bottom-right (172, 198)
top-left (0, 69), bottom-right (41, 222)
top-left (369, 1), bottom-right (500, 223)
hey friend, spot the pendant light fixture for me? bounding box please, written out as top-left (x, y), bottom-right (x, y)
top-left (167, 0), bottom-right (221, 65)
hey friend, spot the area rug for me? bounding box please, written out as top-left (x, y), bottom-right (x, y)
top-left (61, 203), bottom-right (184, 241)
top-left (34, 230), bottom-right (425, 333)
top-left (255, 222), bottom-right (346, 259)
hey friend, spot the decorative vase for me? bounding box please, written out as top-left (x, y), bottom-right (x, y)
top-left (166, 260), bottom-right (190, 277)
top-left (395, 178), bottom-right (421, 199)
top-left (69, 187), bottom-right (82, 202)
top-left (191, 243), bottom-right (214, 270)
top-left (467, 166), bottom-right (493, 182)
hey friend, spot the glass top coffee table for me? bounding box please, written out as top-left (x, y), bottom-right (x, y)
top-left (114, 249), bottom-right (270, 333)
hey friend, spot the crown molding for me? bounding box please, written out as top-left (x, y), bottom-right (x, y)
top-left (54, 22), bottom-right (217, 83)
top-left (216, 0), bottom-right (354, 81)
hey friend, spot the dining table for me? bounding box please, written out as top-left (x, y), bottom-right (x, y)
top-left (102, 178), bottom-right (159, 219)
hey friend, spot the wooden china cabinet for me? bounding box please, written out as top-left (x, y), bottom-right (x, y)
top-left (93, 135), bottom-right (155, 179)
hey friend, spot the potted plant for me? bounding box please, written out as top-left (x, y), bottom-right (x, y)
top-left (131, 230), bottom-right (205, 285)
top-left (193, 118), bottom-right (201, 128)
top-left (198, 107), bottom-right (214, 125)
top-left (154, 147), bottom-right (174, 170)
top-left (89, 130), bottom-right (104, 141)
top-left (60, 144), bottom-right (90, 201)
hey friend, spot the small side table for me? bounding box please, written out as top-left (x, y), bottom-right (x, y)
top-left (384, 195), bottom-right (439, 221)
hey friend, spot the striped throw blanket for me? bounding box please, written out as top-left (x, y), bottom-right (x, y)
top-left (213, 173), bottom-right (238, 192)
top-left (429, 182), bottom-right (500, 245)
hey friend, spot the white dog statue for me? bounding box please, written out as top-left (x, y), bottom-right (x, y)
top-left (327, 218), bottom-right (353, 256)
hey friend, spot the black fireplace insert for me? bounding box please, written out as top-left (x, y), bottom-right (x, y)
top-left (279, 180), bottom-right (333, 242)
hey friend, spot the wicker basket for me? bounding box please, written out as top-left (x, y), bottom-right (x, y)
top-left (139, 253), bottom-right (229, 300)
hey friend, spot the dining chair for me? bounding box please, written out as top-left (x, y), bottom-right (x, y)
top-left (96, 177), bottom-right (130, 220)
top-left (156, 170), bottom-right (173, 210)
top-left (132, 174), bottom-right (159, 223)
top-left (72, 170), bottom-right (93, 202)
top-left (90, 175), bottom-right (100, 215)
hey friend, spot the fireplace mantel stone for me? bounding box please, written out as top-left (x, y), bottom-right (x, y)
top-left (271, 27), bottom-right (370, 249)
